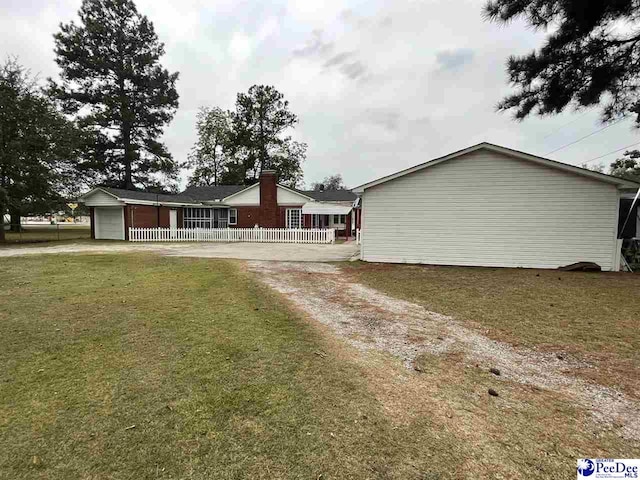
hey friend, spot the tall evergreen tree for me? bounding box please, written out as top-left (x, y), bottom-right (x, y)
top-left (51, 0), bottom-right (179, 190)
top-left (184, 107), bottom-right (232, 186)
top-left (228, 85), bottom-right (305, 185)
top-left (485, 0), bottom-right (640, 124)
top-left (0, 58), bottom-right (83, 241)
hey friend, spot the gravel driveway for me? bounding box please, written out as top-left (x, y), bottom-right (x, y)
top-left (247, 260), bottom-right (640, 441)
top-left (0, 241), bottom-right (359, 262)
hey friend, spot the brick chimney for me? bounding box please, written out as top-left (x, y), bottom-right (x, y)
top-left (259, 170), bottom-right (278, 227)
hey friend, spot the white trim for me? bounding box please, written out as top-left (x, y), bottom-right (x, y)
top-left (352, 142), bottom-right (640, 193)
top-left (221, 183), bottom-right (258, 202)
top-left (78, 187), bottom-right (121, 201)
top-left (120, 198), bottom-right (203, 207)
top-left (277, 184), bottom-right (315, 202)
top-left (302, 202), bottom-right (352, 215)
top-left (229, 208), bottom-right (238, 225)
top-left (286, 208), bottom-right (303, 229)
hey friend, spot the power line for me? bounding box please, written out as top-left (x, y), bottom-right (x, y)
top-left (540, 110), bottom-right (591, 141)
top-left (583, 141), bottom-right (640, 163)
top-left (545, 116), bottom-right (629, 155)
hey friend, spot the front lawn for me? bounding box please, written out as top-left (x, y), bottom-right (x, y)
top-left (2, 255), bottom-right (638, 479)
top-left (0, 254), bottom-right (457, 479)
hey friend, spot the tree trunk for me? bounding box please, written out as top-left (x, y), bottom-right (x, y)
top-left (9, 209), bottom-right (20, 232)
top-left (0, 202), bottom-right (5, 243)
top-left (123, 122), bottom-right (134, 190)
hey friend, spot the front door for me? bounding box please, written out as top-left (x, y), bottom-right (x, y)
top-left (170, 209), bottom-right (177, 230)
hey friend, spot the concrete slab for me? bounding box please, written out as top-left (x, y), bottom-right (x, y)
top-left (0, 241), bottom-right (360, 262)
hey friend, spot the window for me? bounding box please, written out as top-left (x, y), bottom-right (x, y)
top-left (216, 208), bottom-right (228, 228)
top-left (184, 207), bottom-right (212, 229)
top-left (229, 208), bottom-right (237, 225)
top-left (183, 208), bottom-right (230, 228)
top-left (333, 214), bottom-right (346, 224)
top-left (286, 208), bottom-right (302, 229)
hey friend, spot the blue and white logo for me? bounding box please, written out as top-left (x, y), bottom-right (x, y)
top-left (577, 459), bottom-right (640, 479)
top-left (577, 459), bottom-right (595, 477)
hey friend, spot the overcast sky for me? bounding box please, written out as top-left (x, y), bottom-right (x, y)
top-left (2, 0), bottom-right (639, 189)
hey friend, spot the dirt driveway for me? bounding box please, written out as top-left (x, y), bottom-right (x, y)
top-left (0, 241), bottom-right (359, 262)
top-left (247, 260), bottom-right (640, 442)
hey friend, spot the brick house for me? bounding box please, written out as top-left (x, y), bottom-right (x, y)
top-left (79, 170), bottom-right (358, 240)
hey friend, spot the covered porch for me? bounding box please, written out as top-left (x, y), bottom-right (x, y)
top-left (302, 202), bottom-right (354, 240)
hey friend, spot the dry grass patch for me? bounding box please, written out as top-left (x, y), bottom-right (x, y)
top-left (244, 260), bottom-right (640, 478)
top-left (343, 263), bottom-right (640, 398)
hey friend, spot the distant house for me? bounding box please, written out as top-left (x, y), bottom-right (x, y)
top-left (78, 170), bottom-right (357, 240)
top-left (353, 142), bottom-right (639, 271)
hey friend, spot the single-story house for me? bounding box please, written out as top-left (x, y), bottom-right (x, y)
top-left (78, 170), bottom-right (357, 240)
top-left (353, 142), bottom-right (640, 271)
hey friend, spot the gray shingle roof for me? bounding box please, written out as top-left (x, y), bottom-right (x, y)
top-left (302, 189), bottom-right (357, 201)
top-left (100, 187), bottom-right (197, 203)
top-left (94, 184), bottom-right (358, 204)
top-left (181, 185), bottom-right (248, 201)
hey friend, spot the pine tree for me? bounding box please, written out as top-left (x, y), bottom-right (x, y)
top-left (51, 0), bottom-right (179, 190)
top-left (485, 0), bottom-right (640, 124)
top-left (228, 85), bottom-right (305, 185)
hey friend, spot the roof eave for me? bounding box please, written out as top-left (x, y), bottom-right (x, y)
top-left (353, 142), bottom-right (640, 191)
top-left (77, 186), bottom-right (121, 202)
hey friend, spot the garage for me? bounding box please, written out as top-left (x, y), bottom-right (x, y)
top-left (353, 143), bottom-right (639, 271)
top-left (95, 207), bottom-right (124, 240)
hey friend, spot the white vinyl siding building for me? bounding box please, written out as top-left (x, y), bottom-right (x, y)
top-left (356, 144), bottom-right (637, 271)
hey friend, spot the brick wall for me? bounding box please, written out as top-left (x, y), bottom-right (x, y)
top-left (127, 205), bottom-right (173, 228)
top-left (235, 206), bottom-right (261, 228)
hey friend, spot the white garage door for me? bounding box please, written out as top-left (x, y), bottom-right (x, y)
top-left (95, 207), bottom-right (124, 240)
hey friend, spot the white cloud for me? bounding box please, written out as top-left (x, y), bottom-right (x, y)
top-left (228, 31), bottom-right (253, 63)
top-left (285, 0), bottom-right (346, 27)
top-left (256, 16), bottom-right (280, 43)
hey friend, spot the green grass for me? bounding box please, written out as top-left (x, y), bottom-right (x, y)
top-left (3, 226), bottom-right (91, 244)
top-left (343, 262), bottom-right (640, 396)
top-left (0, 254), bottom-right (465, 479)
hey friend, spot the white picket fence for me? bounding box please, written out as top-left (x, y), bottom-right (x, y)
top-left (128, 227), bottom-right (336, 244)
top-left (356, 229), bottom-right (362, 245)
